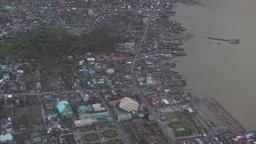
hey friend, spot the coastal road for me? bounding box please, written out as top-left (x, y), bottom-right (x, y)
top-left (131, 15), bottom-right (177, 144)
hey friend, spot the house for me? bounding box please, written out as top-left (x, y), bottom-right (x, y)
top-left (148, 96), bottom-right (164, 105)
top-left (3, 73), bottom-right (10, 80)
top-left (106, 68), bottom-right (115, 75)
top-left (86, 58), bottom-right (95, 62)
top-left (87, 9), bottom-right (94, 15)
top-left (80, 94), bottom-right (90, 102)
top-left (146, 74), bottom-right (157, 85)
top-left (36, 82), bottom-right (41, 91)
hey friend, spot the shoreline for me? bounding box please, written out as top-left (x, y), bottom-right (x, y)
top-left (174, 0), bottom-right (256, 130)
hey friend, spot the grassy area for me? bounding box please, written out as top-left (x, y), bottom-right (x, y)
top-left (13, 105), bottom-right (42, 127)
top-left (2, 25), bottom-right (123, 60)
top-left (108, 139), bottom-right (123, 144)
top-left (14, 133), bottom-right (29, 144)
top-left (84, 133), bottom-right (99, 142)
top-left (102, 130), bottom-right (117, 138)
top-left (25, 95), bottom-right (41, 105)
top-left (62, 118), bottom-right (74, 128)
top-left (168, 112), bottom-right (200, 137)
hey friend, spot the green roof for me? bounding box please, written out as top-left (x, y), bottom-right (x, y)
top-left (0, 5), bottom-right (14, 12)
top-left (78, 105), bottom-right (93, 114)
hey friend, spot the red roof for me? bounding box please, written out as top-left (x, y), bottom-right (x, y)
top-left (235, 138), bottom-right (247, 144)
top-left (0, 12), bottom-right (5, 17)
top-left (148, 96), bottom-right (164, 104)
top-left (24, 140), bottom-right (33, 144)
top-left (57, 0), bottom-right (65, 6)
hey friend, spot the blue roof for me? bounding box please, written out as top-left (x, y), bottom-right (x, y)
top-left (56, 101), bottom-right (69, 113)
top-left (46, 95), bottom-right (56, 100)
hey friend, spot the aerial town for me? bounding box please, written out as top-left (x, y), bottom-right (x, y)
top-left (0, 0), bottom-right (255, 144)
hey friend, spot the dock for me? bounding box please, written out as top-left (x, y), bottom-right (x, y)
top-left (207, 37), bottom-right (240, 45)
top-left (208, 98), bottom-right (246, 133)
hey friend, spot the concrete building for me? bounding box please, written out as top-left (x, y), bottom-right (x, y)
top-left (74, 119), bottom-right (98, 127)
top-left (78, 104), bottom-right (109, 120)
top-left (0, 133), bottom-right (13, 143)
top-left (56, 101), bottom-right (73, 118)
top-left (117, 111), bottom-right (132, 122)
top-left (119, 97), bottom-right (139, 113)
top-left (106, 68), bottom-right (115, 75)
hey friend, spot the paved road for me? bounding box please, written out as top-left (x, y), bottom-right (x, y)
top-left (131, 15), bottom-right (177, 144)
top-left (2, 86), bottom-right (139, 97)
top-left (98, 92), bottom-right (135, 144)
top-left (0, 90), bottom-right (76, 96)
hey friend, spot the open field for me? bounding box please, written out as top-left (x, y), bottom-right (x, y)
top-left (82, 127), bottom-right (122, 144)
top-left (84, 133), bottom-right (99, 142)
top-left (168, 112), bottom-right (200, 137)
top-left (13, 105), bottom-right (42, 127)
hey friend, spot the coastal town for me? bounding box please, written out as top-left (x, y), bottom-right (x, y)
top-left (0, 0), bottom-right (255, 144)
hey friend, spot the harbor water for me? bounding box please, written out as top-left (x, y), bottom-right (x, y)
top-left (174, 0), bottom-right (256, 129)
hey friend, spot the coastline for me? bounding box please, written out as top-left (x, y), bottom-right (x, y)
top-left (174, 0), bottom-right (256, 130)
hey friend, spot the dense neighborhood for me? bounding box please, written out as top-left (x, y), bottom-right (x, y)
top-left (0, 0), bottom-right (255, 144)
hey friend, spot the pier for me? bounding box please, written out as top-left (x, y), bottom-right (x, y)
top-left (208, 98), bottom-right (246, 133)
top-left (207, 37), bottom-right (240, 45)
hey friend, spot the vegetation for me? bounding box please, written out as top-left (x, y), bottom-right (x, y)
top-left (84, 133), bottom-right (99, 142)
top-left (25, 95), bottom-right (41, 105)
top-left (62, 117), bottom-right (74, 128)
top-left (102, 130), bottom-right (117, 138)
top-left (168, 112), bottom-right (200, 137)
top-left (13, 105), bottom-right (42, 127)
top-left (1, 25), bottom-right (124, 60)
top-left (108, 139), bottom-right (123, 144)
top-left (14, 133), bottom-right (29, 144)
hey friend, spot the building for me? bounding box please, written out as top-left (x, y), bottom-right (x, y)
top-left (148, 96), bottom-right (164, 105)
top-left (0, 133), bottom-right (13, 143)
top-left (74, 119), bottom-right (97, 127)
top-left (78, 105), bottom-right (93, 114)
top-left (80, 111), bottom-right (109, 120)
top-left (146, 74), bottom-right (157, 85)
top-left (106, 68), bottom-right (115, 75)
top-left (78, 104), bottom-right (109, 120)
top-left (183, 105), bottom-right (195, 114)
top-left (137, 77), bottom-right (145, 86)
top-left (56, 101), bottom-right (73, 118)
top-left (92, 103), bottom-right (106, 112)
top-left (116, 111), bottom-right (132, 122)
top-left (87, 9), bottom-right (94, 15)
top-left (119, 97), bottom-right (139, 113)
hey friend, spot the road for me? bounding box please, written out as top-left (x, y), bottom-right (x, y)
top-left (131, 15), bottom-right (177, 144)
top-left (99, 92), bottom-right (135, 144)
top-left (0, 90), bottom-right (76, 96)
top-left (1, 86), bottom-right (141, 97)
